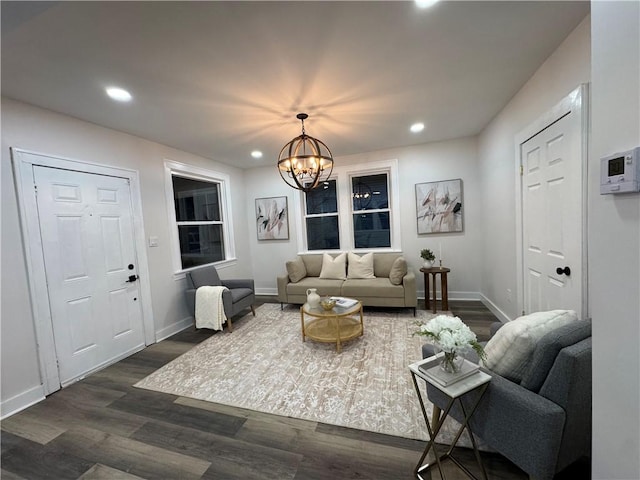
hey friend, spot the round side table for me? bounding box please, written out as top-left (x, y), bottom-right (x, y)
top-left (420, 267), bottom-right (451, 313)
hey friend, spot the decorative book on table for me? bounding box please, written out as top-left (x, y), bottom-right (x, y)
top-left (419, 358), bottom-right (480, 387)
top-left (330, 297), bottom-right (358, 308)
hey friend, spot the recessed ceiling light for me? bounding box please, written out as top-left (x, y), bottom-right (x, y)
top-left (251, 150), bottom-right (263, 159)
top-left (415, 0), bottom-right (439, 8)
top-left (105, 87), bottom-right (132, 102)
top-left (410, 122), bottom-right (425, 133)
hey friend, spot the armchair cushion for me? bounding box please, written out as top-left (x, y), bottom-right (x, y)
top-left (483, 309), bottom-right (578, 383)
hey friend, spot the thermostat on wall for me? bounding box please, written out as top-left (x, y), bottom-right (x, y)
top-left (600, 146), bottom-right (640, 194)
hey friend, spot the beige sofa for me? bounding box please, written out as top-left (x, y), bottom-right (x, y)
top-left (277, 252), bottom-right (417, 315)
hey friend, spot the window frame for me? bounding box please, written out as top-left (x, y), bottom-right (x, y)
top-left (295, 159), bottom-right (401, 253)
top-left (302, 178), bottom-right (342, 251)
top-left (164, 160), bottom-right (236, 276)
top-left (349, 172), bottom-right (392, 249)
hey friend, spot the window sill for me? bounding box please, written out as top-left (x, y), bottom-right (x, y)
top-left (173, 257), bottom-right (238, 281)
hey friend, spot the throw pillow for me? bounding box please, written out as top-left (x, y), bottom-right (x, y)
top-left (319, 252), bottom-right (347, 280)
top-left (483, 309), bottom-right (578, 383)
top-left (388, 257), bottom-right (408, 285)
top-left (286, 257), bottom-right (307, 283)
top-left (347, 252), bottom-right (376, 279)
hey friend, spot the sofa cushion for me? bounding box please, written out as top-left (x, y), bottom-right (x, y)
top-left (342, 278), bottom-right (405, 298)
top-left (300, 254), bottom-right (324, 277)
top-left (319, 252), bottom-right (347, 280)
top-left (520, 319), bottom-right (591, 392)
top-left (483, 310), bottom-right (578, 384)
top-left (373, 253), bottom-right (402, 278)
top-left (347, 252), bottom-right (375, 279)
top-left (286, 257), bottom-right (307, 283)
top-left (388, 257), bottom-right (408, 285)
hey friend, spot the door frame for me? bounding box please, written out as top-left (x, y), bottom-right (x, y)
top-left (514, 84), bottom-right (589, 319)
top-left (11, 148), bottom-right (156, 395)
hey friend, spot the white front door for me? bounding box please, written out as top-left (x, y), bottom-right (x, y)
top-left (521, 111), bottom-right (584, 317)
top-left (33, 165), bottom-right (145, 386)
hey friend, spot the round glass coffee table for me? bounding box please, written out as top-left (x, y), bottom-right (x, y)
top-left (300, 299), bottom-right (364, 353)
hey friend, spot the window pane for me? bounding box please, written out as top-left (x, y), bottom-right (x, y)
top-left (353, 212), bottom-right (390, 248)
top-left (173, 176), bottom-right (221, 222)
top-left (306, 216), bottom-right (340, 250)
top-left (306, 180), bottom-right (337, 215)
top-left (177, 225), bottom-right (224, 269)
top-left (352, 174), bottom-right (388, 211)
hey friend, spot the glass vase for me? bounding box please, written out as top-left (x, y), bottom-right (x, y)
top-left (440, 351), bottom-right (464, 374)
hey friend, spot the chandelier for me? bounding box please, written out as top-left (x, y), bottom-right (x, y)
top-left (277, 113), bottom-right (334, 193)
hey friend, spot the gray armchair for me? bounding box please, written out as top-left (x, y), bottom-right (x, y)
top-left (185, 265), bottom-right (255, 332)
top-left (422, 319), bottom-right (592, 480)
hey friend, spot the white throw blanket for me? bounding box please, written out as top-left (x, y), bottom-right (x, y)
top-left (195, 286), bottom-right (228, 331)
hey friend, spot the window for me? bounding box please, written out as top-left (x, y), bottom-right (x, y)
top-left (351, 173), bottom-right (390, 248)
top-left (165, 161), bottom-right (235, 272)
top-left (298, 159), bottom-right (400, 252)
top-left (304, 180), bottom-right (340, 250)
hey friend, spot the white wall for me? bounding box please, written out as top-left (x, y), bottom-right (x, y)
top-left (0, 98), bottom-right (252, 415)
top-left (590, 2), bottom-right (640, 478)
top-left (477, 16), bottom-right (591, 321)
top-left (245, 136), bottom-right (482, 300)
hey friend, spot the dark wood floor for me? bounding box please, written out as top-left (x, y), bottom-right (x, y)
top-left (1, 300), bottom-right (589, 479)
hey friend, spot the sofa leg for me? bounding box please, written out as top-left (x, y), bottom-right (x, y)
top-left (226, 318), bottom-right (233, 333)
top-left (413, 307), bottom-right (416, 317)
top-left (250, 305), bottom-right (256, 316)
top-left (280, 302), bottom-right (284, 310)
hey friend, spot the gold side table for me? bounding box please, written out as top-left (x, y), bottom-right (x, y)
top-left (300, 300), bottom-right (363, 353)
top-left (409, 354), bottom-right (491, 480)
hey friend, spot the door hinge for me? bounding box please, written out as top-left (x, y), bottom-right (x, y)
top-left (520, 164), bottom-right (524, 176)
top-left (34, 184), bottom-right (38, 195)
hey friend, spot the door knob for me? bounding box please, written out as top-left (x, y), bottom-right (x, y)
top-left (556, 266), bottom-right (571, 276)
top-left (125, 274), bottom-right (139, 283)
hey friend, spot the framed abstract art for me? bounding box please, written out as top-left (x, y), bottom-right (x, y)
top-left (255, 196), bottom-right (289, 240)
top-left (415, 179), bottom-right (463, 234)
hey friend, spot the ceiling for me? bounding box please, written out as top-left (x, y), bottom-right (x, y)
top-left (1, 1), bottom-right (589, 169)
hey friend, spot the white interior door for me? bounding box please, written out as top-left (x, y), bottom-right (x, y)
top-left (521, 112), bottom-right (584, 316)
top-left (33, 165), bottom-right (145, 386)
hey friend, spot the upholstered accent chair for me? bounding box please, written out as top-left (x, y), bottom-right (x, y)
top-left (422, 319), bottom-right (592, 480)
top-left (185, 265), bottom-right (255, 332)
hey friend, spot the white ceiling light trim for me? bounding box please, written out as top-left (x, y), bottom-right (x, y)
top-left (251, 150), bottom-right (263, 159)
top-left (105, 87), bottom-right (132, 102)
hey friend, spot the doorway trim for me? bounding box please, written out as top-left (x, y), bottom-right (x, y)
top-left (514, 84), bottom-right (589, 319)
top-left (11, 148), bottom-right (156, 395)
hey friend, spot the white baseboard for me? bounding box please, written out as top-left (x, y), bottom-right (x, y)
top-left (256, 288), bottom-right (278, 296)
top-left (155, 316), bottom-right (193, 342)
top-left (1, 384), bottom-right (45, 420)
top-left (479, 294), bottom-right (512, 323)
top-left (418, 290), bottom-right (481, 301)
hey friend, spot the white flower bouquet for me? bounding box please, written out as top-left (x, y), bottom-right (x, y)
top-left (416, 315), bottom-right (486, 372)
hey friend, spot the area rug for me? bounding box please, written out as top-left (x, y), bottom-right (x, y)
top-left (135, 303), bottom-right (465, 443)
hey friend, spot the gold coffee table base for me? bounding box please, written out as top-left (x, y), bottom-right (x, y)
top-left (300, 301), bottom-right (363, 353)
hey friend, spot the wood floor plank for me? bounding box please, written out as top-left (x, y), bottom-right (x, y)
top-left (1, 431), bottom-right (95, 480)
top-left (0, 468), bottom-right (28, 480)
top-left (1, 411), bottom-right (67, 445)
top-left (14, 393), bottom-right (148, 438)
top-left (131, 419), bottom-right (302, 480)
top-left (47, 381), bottom-right (127, 408)
top-left (49, 426), bottom-right (211, 480)
top-left (78, 464), bottom-right (145, 480)
top-left (175, 396), bottom-right (319, 431)
top-left (108, 389), bottom-right (246, 437)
